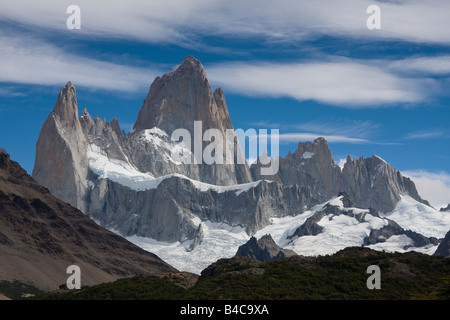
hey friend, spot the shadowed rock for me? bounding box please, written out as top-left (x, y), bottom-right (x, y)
top-left (235, 234), bottom-right (297, 262)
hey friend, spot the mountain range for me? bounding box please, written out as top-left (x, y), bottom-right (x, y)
top-left (9, 55), bottom-right (450, 277)
top-left (1, 55), bottom-right (449, 301)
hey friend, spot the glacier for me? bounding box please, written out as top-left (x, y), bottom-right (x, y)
top-left (117, 195), bottom-right (446, 274)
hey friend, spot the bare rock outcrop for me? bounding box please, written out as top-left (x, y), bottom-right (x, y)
top-left (251, 139), bottom-right (428, 213)
top-left (433, 230), bottom-right (450, 257)
top-left (235, 234), bottom-right (297, 262)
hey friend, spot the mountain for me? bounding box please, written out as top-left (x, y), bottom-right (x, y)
top-left (32, 57), bottom-right (318, 244)
top-left (0, 149), bottom-right (176, 295)
top-left (132, 55), bottom-right (252, 186)
top-left (235, 234), bottom-right (297, 261)
top-left (440, 204), bottom-right (450, 212)
top-left (32, 82), bottom-right (89, 213)
top-left (433, 230), bottom-right (450, 257)
top-left (32, 55), bottom-right (450, 274)
top-left (251, 138), bottom-right (428, 213)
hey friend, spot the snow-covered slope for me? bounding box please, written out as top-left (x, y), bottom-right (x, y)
top-left (86, 124), bottom-right (449, 275)
top-left (120, 195), bottom-right (448, 274)
top-left (380, 195), bottom-right (450, 238)
top-left (88, 142), bottom-right (263, 195)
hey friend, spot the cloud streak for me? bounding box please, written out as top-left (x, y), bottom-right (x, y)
top-left (389, 56), bottom-right (450, 76)
top-left (277, 133), bottom-right (369, 144)
top-left (0, 32), bottom-right (159, 92)
top-left (2, 0), bottom-right (450, 46)
top-left (249, 119), bottom-right (383, 144)
top-left (0, 29), bottom-right (438, 108)
top-left (404, 129), bottom-right (446, 140)
top-left (207, 59), bottom-right (431, 107)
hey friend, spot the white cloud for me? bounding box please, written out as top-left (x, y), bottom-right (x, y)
top-left (206, 60), bottom-right (429, 106)
top-left (0, 0), bottom-right (446, 103)
top-left (293, 120), bottom-right (379, 139)
top-left (2, 0), bottom-right (450, 45)
top-left (0, 26), bottom-right (434, 106)
top-left (402, 170), bottom-right (450, 210)
top-left (0, 32), bottom-right (158, 91)
top-left (389, 56), bottom-right (450, 76)
top-left (404, 129), bottom-right (446, 140)
top-left (277, 133), bottom-right (368, 144)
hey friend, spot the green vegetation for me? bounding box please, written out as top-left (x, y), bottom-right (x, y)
top-left (28, 276), bottom-right (186, 300)
top-left (28, 248), bottom-right (450, 300)
top-left (0, 280), bottom-right (44, 300)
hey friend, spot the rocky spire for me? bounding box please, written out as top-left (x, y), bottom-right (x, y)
top-left (133, 55), bottom-right (234, 135)
top-left (251, 137), bottom-right (428, 213)
top-left (51, 82), bottom-right (80, 128)
top-left (251, 137), bottom-right (342, 201)
top-left (131, 55), bottom-right (253, 185)
top-left (340, 153), bottom-right (427, 212)
top-left (33, 82), bottom-right (89, 211)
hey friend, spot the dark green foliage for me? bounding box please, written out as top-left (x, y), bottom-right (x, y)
top-left (28, 248), bottom-right (450, 300)
top-left (0, 280), bottom-right (44, 300)
top-left (28, 276), bottom-right (186, 300)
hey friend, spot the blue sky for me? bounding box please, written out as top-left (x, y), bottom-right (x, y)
top-left (1, 0), bottom-right (450, 208)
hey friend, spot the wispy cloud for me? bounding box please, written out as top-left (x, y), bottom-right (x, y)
top-left (252, 119), bottom-right (384, 144)
top-left (292, 120), bottom-right (379, 139)
top-left (389, 56), bottom-right (450, 76)
top-left (404, 129), bottom-right (446, 140)
top-left (277, 133), bottom-right (369, 144)
top-left (0, 32), bottom-right (159, 92)
top-left (2, 0), bottom-right (450, 46)
top-left (0, 86), bottom-right (26, 97)
top-left (207, 59), bottom-right (430, 107)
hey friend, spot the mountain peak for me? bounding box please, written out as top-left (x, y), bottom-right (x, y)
top-left (133, 56), bottom-right (232, 135)
top-left (52, 81), bottom-right (79, 128)
top-left (163, 55), bottom-right (206, 79)
top-left (179, 55), bottom-right (203, 70)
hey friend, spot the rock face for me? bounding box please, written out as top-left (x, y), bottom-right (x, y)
top-left (134, 56), bottom-right (232, 137)
top-left (0, 151), bottom-right (176, 293)
top-left (440, 204), bottom-right (450, 212)
top-left (252, 138), bottom-right (341, 202)
top-left (235, 235), bottom-right (297, 262)
top-left (33, 60), bottom-right (318, 243)
top-left (340, 154), bottom-right (428, 213)
top-left (252, 139), bottom-right (427, 213)
top-left (32, 82), bottom-right (89, 213)
top-left (32, 55), bottom-right (433, 250)
top-left (133, 55), bottom-right (252, 185)
top-left (86, 176), bottom-right (318, 242)
top-left (433, 230), bottom-right (450, 257)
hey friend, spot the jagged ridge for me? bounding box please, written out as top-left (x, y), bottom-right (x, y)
top-left (31, 56), bottom-right (450, 274)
